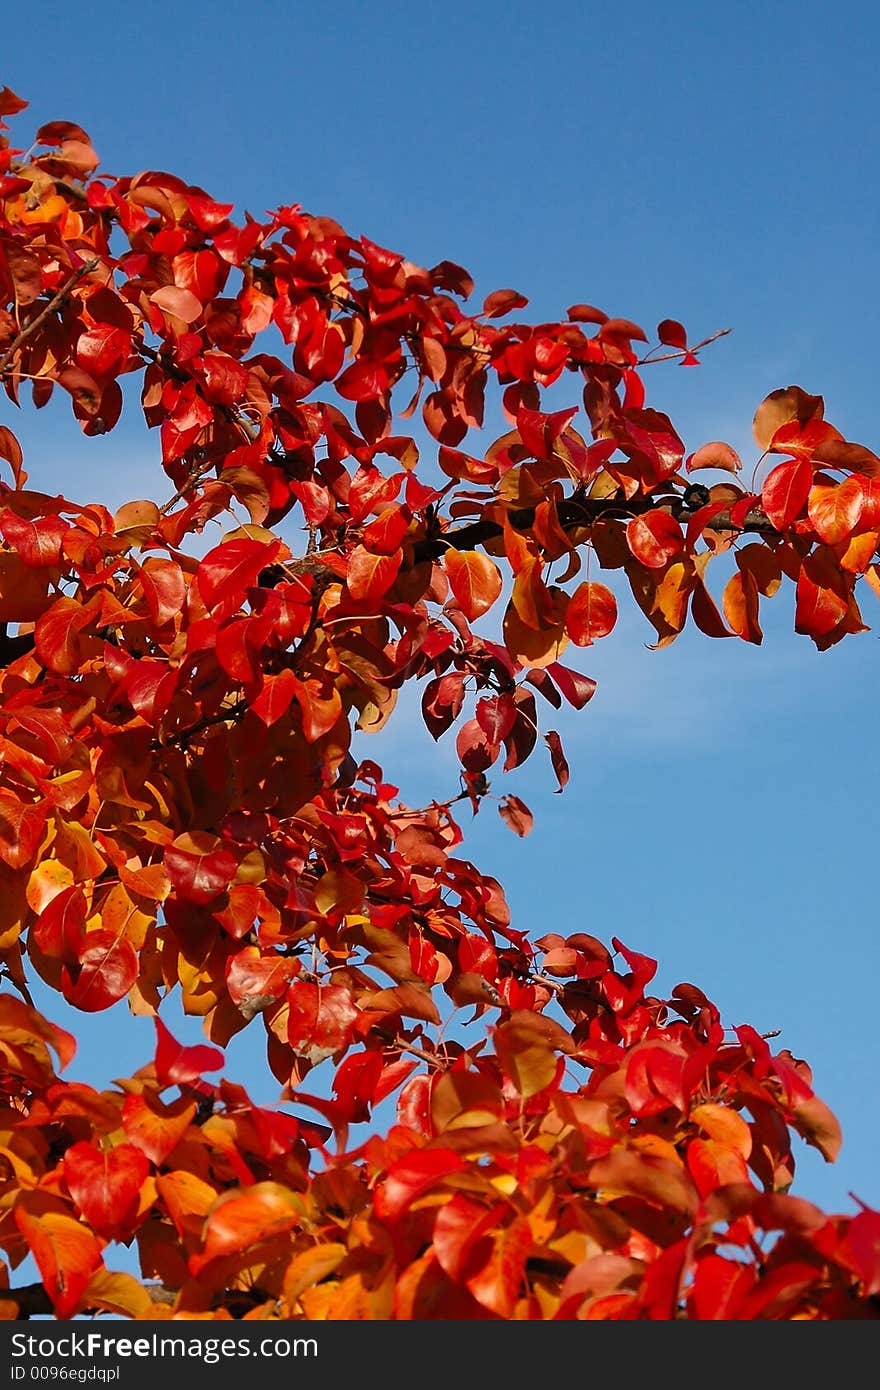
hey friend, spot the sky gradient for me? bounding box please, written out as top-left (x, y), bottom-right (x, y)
top-left (3, 0), bottom-right (879, 1216)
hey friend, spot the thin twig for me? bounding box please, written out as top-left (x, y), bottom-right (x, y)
top-left (0, 257), bottom-right (98, 376)
top-left (157, 700), bottom-right (248, 749)
top-left (637, 326), bottom-right (732, 367)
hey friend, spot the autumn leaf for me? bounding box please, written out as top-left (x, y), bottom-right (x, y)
top-left (190, 1183), bottom-right (303, 1275)
top-left (15, 1196), bottom-right (103, 1319)
top-left (444, 548), bottom-right (503, 621)
top-left (63, 1141), bottom-right (150, 1239)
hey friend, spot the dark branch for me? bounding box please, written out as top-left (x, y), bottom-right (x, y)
top-left (412, 492), bottom-right (778, 563)
top-left (0, 258), bottom-right (99, 377)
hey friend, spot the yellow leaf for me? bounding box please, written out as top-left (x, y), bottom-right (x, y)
top-left (283, 1243), bottom-right (347, 1304)
top-left (25, 858), bottom-right (74, 915)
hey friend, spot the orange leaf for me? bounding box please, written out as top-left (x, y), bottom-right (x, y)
top-left (15, 1196), bottom-right (103, 1319)
top-left (502, 592), bottom-right (569, 669)
top-left (122, 1093), bottom-right (196, 1165)
top-left (82, 1269), bottom-right (156, 1319)
top-left (753, 386), bottom-right (824, 451)
top-left (430, 1069), bottom-right (505, 1133)
top-left (686, 441), bottom-right (742, 474)
top-left (283, 1244), bottom-right (348, 1304)
top-left (189, 1182), bottom-right (302, 1275)
top-left (723, 571), bottom-right (762, 645)
top-left (565, 581), bottom-right (617, 645)
top-left (346, 544), bottom-right (403, 600)
top-left (690, 1103), bottom-right (752, 1160)
top-left (795, 552), bottom-right (848, 643)
top-left (466, 1217), bottom-right (533, 1318)
top-left (792, 1096), bottom-right (842, 1163)
top-left (807, 476), bottom-right (863, 545)
top-left (626, 510), bottom-right (683, 568)
top-left (444, 548), bottom-right (503, 621)
top-left (588, 1148), bottom-right (699, 1216)
top-left (494, 1011), bottom-right (571, 1099)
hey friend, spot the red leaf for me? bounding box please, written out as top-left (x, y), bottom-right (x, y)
top-left (546, 662), bottom-right (597, 709)
top-left (226, 947), bottom-right (297, 1016)
top-left (122, 1093), bottom-right (196, 1165)
top-left (346, 544), bottom-right (403, 600)
top-left (599, 318), bottom-right (648, 343)
top-left (691, 1255), bottom-right (753, 1319)
top-left (838, 1209), bottom-right (880, 1296)
top-left (456, 717), bottom-right (497, 773)
top-left (813, 438), bottom-right (880, 479)
top-left (33, 885), bottom-right (87, 959)
top-left (657, 319), bottom-right (688, 349)
top-left (348, 466), bottom-right (404, 523)
top-left (433, 1195), bottom-right (503, 1280)
top-left (139, 557), bottom-right (186, 626)
top-left (517, 406), bottom-right (578, 461)
top-left (0, 87), bottom-right (28, 117)
top-left (475, 694), bottom-right (517, 744)
top-left (164, 838), bottom-right (237, 905)
top-left (483, 289), bottom-right (529, 318)
top-left (62, 932), bottom-right (138, 1012)
top-left (466, 1217), bottom-right (533, 1318)
top-left (795, 553), bottom-right (849, 643)
top-left (34, 597), bottom-right (87, 674)
top-left (154, 1017), bottom-right (224, 1087)
top-left (250, 669), bottom-right (298, 728)
top-left (15, 1198), bottom-right (103, 1320)
top-left (0, 425), bottom-right (25, 487)
top-left (332, 1050), bottom-right (384, 1122)
top-left (626, 511), bottom-right (683, 568)
top-left (374, 1149), bottom-right (465, 1222)
top-left (197, 537), bottom-right (280, 619)
top-left (544, 730), bottom-right (569, 792)
top-left (76, 324), bottom-right (130, 379)
top-left (0, 791), bottom-right (48, 868)
top-left (336, 359), bottom-right (389, 402)
top-left (362, 505), bottom-right (410, 555)
top-left (421, 673), bottom-right (466, 740)
top-left (565, 581), bottom-right (617, 645)
top-left (150, 285), bottom-right (203, 323)
top-left (63, 1141), bottom-right (150, 1239)
top-left (287, 982), bottom-right (357, 1062)
top-left (807, 476), bottom-right (864, 544)
top-left (761, 457), bottom-right (813, 530)
top-left (499, 794), bottom-right (533, 837)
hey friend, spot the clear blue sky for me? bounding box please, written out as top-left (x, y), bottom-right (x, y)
top-left (3, 0), bottom-right (879, 1217)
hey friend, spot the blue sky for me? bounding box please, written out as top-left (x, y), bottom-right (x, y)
top-left (3, 0), bottom-right (879, 1217)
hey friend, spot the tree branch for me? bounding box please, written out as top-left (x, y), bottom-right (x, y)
top-left (412, 492), bottom-right (778, 562)
top-left (3, 1282), bottom-right (178, 1318)
top-left (637, 326), bottom-right (732, 366)
top-left (0, 258), bottom-right (99, 377)
top-left (4, 1279), bottom-right (264, 1318)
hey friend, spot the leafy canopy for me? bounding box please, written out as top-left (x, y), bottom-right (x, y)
top-left (0, 87), bottom-right (878, 1321)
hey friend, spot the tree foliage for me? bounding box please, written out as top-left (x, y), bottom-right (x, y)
top-left (0, 88), bottom-right (878, 1320)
